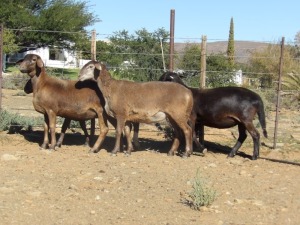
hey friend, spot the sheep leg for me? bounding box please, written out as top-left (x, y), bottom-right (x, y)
top-left (79, 120), bottom-right (90, 147)
top-left (198, 123), bottom-right (205, 146)
top-left (56, 118), bottom-right (71, 148)
top-left (192, 122), bottom-right (205, 153)
top-left (90, 118), bottom-right (95, 144)
top-left (132, 122), bottom-right (140, 150)
top-left (48, 110), bottom-right (57, 151)
top-left (181, 122), bottom-right (193, 158)
top-left (89, 115), bottom-right (109, 153)
top-left (228, 124), bottom-right (247, 158)
top-left (245, 122), bottom-right (260, 160)
top-left (124, 122), bottom-right (133, 155)
top-left (40, 114), bottom-right (50, 150)
top-left (167, 119), bottom-right (180, 156)
top-left (111, 119), bottom-right (125, 156)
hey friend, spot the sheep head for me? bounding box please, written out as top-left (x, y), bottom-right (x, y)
top-left (159, 71), bottom-right (186, 86)
top-left (17, 54), bottom-right (44, 78)
top-left (78, 60), bottom-right (102, 82)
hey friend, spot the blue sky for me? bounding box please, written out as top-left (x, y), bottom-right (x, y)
top-left (87, 0), bottom-right (298, 43)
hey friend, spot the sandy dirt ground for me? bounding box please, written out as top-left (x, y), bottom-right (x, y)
top-left (1, 88), bottom-right (300, 225)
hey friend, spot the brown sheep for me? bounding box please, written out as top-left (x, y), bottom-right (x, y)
top-left (24, 79), bottom-right (95, 147)
top-left (78, 61), bottom-right (194, 157)
top-left (18, 54), bottom-right (139, 152)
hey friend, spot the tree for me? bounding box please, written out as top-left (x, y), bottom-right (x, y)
top-left (227, 17), bottom-right (235, 69)
top-left (177, 43), bottom-right (201, 74)
top-left (206, 53), bottom-right (235, 87)
top-left (282, 72), bottom-right (300, 105)
top-left (0, 0), bottom-right (98, 50)
top-left (108, 28), bottom-right (169, 81)
top-left (247, 43), bottom-right (300, 88)
top-left (293, 31), bottom-right (300, 58)
top-left (177, 43), bottom-right (235, 88)
top-left (3, 29), bottom-right (19, 54)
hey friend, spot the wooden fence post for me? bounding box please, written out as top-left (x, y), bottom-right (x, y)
top-left (273, 37), bottom-right (285, 149)
top-left (91, 29), bottom-right (96, 61)
top-left (0, 24), bottom-right (3, 111)
top-left (169, 9), bottom-right (175, 72)
top-left (200, 35), bottom-right (207, 88)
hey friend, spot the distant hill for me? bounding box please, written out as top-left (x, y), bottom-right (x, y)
top-left (174, 41), bottom-right (269, 63)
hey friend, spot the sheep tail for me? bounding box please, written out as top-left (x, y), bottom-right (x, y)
top-left (257, 100), bottom-right (268, 138)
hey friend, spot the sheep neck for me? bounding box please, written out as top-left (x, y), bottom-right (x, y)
top-left (30, 68), bottom-right (47, 95)
top-left (98, 69), bottom-right (114, 90)
top-left (96, 69), bottom-right (117, 115)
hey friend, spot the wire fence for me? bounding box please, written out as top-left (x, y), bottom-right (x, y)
top-left (1, 28), bottom-right (299, 150)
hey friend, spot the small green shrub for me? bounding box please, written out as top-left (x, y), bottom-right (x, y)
top-left (0, 109), bottom-right (43, 133)
top-left (2, 72), bottom-right (29, 90)
top-left (181, 169), bottom-right (216, 210)
top-left (14, 91), bottom-right (27, 96)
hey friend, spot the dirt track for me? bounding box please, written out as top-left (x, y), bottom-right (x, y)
top-left (1, 89), bottom-right (300, 225)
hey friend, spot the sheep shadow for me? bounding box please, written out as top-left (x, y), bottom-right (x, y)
top-left (20, 130), bottom-right (116, 151)
top-left (133, 137), bottom-right (171, 154)
top-left (20, 130), bottom-right (251, 158)
top-left (202, 140), bottom-right (253, 160)
top-left (20, 130), bottom-right (173, 154)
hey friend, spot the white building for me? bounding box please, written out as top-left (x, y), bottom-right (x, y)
top-left (234, 69), bottom-right (243, 85)
top-left (7, 47), bottom-right (90, 69)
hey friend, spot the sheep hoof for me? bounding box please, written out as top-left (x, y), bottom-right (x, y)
top-left (110, 153), bottom-right (117, 157)
top-left (227, 153), bottom-right (235, 158)
top-left (124, 152), bottom-right (131, 157)
top-left (55, 143), bottom-right (62, 148)
top-left (39, 144), bottom-right (48, 150)
top-left (182, 153), bottom-right (191, 158)
top-left (202, 148), bottom-right (207, 154)
top-left (48, 147), bottom-right (56, 152)
top-left (89, 148), bottom-right (100, 153)
top-left (133, 143), bottom-right (140, 151)
top-left (252, 155), bottom-right (258, 160)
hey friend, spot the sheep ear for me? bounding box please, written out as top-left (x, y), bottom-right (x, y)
top-left (15, 59), bottom-right (23, 65)
top-left (94, 63), bottom-right (102, 71)
top-left (93, 63), bottom-right (101, 80)
top-left (36, 58), bottom-right (44, 68)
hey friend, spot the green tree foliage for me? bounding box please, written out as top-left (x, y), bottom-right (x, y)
top-left (108, 30), bottom-right (136, 67)
top-left (282, 73), bottom-right (300, 105)
top-left (206, 53), bottom-right (235, 87)
top-left (3, 28), bottom-right (19, 54)
top-left (227, 17), bottom-right (235, 69)
top-left (246, 43), bottom-right (300, 88)
top-left (108, 28), bottom-right (169, 81)
top-left (177, 43), bottom-right (201, 75)
top-left (294, 31), bottom-right (300, 58)
top-left (0, 0), bottom-right (98, 50)
top-left (177, 43), bottom-right (235, 88)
